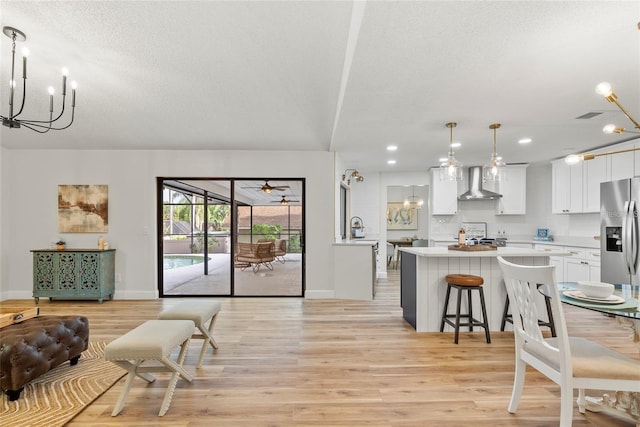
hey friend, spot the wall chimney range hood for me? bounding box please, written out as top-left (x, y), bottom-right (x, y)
top-left (458, 166), bottom-right (502, 201)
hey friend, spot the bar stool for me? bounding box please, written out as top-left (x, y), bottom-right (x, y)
top-left (439, 274), bottom-right (491, 344)
top-left (500, 287), bottom-right (556, 337)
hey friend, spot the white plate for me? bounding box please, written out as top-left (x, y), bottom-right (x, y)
top-left (563, 290), bottom-right (625, 305)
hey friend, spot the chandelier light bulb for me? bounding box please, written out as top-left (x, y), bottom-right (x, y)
top-left (565, 154), bottom-right (582, 165)
top-left (21, 47), bottom-right (29, 57)
top-left (47, 86), bottom-right (55, 95)
top-left (603, 124), bottom-right (617, 134)
top-left (596, 82), bottom-right (613, 97)
top-left (71, 81), bottom-right (78, 90)
top-left (62, 67), bottom-right (69, 76)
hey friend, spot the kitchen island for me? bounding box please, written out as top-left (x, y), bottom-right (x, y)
top-left (399, 246), bottom-right (568, 332)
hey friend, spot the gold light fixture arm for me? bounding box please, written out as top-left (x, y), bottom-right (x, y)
top-left (342, 169), bottom-right (364, 185)
top-left (565, 146), bottom-right (640, 164)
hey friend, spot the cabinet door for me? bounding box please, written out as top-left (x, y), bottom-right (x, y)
top-left (33, 252), bottom-right (56, 292)
top-left (583, 156), bottom-right (608, 213)
top-left (552, 160), bottom-right (570, 213)
top-left (57, 252), bottom-right (80, 293)
top-left (495, 164), bottom-right (527, 215)
top-left (552, 160), bottom-right (583, 213)
top-left (611, 142), bottom-right (634, 181)
top-left (549, 256), bottom-right (564, 283)
top-left (430, 168), bottom-right (458, 215)
top-left (564, 257), bottom-right (589, 283)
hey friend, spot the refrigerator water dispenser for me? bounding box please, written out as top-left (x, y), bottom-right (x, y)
top-left (605, 226), bottom-right (622, 252)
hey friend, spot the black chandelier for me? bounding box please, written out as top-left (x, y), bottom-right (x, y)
top-left (1, 26), bottom-right (77, 133)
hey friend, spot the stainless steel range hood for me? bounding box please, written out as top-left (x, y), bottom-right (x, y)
top-left (458, 166), bottom-right (502, 201)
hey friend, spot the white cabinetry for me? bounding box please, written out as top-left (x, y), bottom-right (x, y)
top-left (583, 155), bottom-right (608, 213)
top-left (430, 168), bottom-right (458, 215)
top-left (552, 160), bottom-right (583, 214)
top-left (563, 247), bottom-right (601, 283)
top-left (534, 243), bottom-right (565, 282)
top-left (484, 164), bottom-right (528, 215)
top-left (334, 244), bottom-right (376, 300)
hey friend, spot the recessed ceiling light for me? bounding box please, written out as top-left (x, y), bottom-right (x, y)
top-left (518, 138), bottom-right (532, 144)
top-left (387, 145), bottom-right (398, 151)
top-left (387, 159), bottom-right (396, 165)
top-left (438, 157), bottom-right (448, 163)
top-left (450, 142), bottom-right (461, 148)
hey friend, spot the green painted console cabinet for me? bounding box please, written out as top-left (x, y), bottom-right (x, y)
top-left (31, 249), bottom-right (116, 303)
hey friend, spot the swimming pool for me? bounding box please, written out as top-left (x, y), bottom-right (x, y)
top-left (163, 255), bottom-right (209, 270)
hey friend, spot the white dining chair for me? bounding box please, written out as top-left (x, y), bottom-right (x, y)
top-left (497, 256), bottom-right (640, 426)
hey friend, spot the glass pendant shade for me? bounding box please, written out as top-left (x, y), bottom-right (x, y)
top-left (440, 154), bottom-right (463, 181)
top-left (404, 187), bottom-right (424, 210)
top-left (483, 123), bottom-right (506, 182)
top-left (439, 122), bottom-right (463, 181)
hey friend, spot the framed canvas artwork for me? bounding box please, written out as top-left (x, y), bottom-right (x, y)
top-left (58, 185), bottom-right (109, 233)
top-left (386, 202), bottom-right (417, 230)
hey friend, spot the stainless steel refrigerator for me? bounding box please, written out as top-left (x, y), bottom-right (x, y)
top-left (601, 177), bottom-right (640, 285)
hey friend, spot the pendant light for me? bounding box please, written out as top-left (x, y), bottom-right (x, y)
top-left (439, 122), bottom-right (463, 181)
top-left (484, 123), bottom-right (506, 182)
top-left (404, 186), bottom-right (424, 210)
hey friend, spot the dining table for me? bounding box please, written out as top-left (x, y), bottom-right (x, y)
top-left (554, 282), bottom-right (640, 424)
top-left (387, 239), bottom-right (416, 269)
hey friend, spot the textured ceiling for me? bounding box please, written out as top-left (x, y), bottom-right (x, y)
top-left (1, 1), bottom-right (639, 173)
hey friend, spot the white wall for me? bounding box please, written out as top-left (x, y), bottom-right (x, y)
top-left (0, 149), bottom-right (335, 300)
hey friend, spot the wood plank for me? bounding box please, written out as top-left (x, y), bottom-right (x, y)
top-left (1, 270), bottom-right (636, 426)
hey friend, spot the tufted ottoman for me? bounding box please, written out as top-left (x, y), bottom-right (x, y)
top-left (0, 315), bottom-right (89, 400)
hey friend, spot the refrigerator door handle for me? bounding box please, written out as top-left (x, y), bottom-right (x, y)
top-left (629, 200), bottom-right (638, 275)
top-left (623, 201), bottom-right (632, 274)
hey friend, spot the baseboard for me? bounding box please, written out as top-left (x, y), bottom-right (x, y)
top-left (304, 290), bottom-right (335, 299)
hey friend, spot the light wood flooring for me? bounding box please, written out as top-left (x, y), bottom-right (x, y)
top-left (1, 270), bottom-right (637, 426)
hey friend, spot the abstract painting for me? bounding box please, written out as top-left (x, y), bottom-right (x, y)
top-left (386, 202), bottom-right (417, 230)
top-left (58, 185), bottom-right (108, 233)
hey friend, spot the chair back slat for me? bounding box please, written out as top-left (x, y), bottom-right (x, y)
top-left (497, 257), bottom-right (572, 375)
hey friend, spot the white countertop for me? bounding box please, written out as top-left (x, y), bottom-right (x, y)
top-left (400, 246), bottom-right (569, 258)
top-left (333, 239), bottom-right (378, 246)
top-left (429, 235), bottom-right (600, 249)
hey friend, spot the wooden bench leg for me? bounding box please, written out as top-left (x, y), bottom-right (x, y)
top-left (158, 339), bottom-right (193, 416)
top-left (193, 313), bottom-right (219, 368)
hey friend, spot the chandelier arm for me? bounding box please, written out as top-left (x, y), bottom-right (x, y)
top-left (19, 95), bottom-right (67, 124)
top-left (10, 77), bottom-right (27, 119)
top-left (20, 121), bottom-right (52, 134)
top-left (611, 98), bottom-right (640, 129)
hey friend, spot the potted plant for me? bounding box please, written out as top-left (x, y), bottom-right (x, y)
top-left (55, 240), bottom-right (66, 250)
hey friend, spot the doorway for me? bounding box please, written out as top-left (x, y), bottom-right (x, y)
top-left (158, 178), bottom-right (305, 297)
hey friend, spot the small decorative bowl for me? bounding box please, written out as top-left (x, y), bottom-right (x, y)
top-left (577, 281), bottom-right (614, 299)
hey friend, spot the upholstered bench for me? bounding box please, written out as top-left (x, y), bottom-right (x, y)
top-left (104, 319), bottom-right (194, 416)
top-left (0, 315), bottom-right (90, 401)
top-left (157, 300), bottom-right (221, 368)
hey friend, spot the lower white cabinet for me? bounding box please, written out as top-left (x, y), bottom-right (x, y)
top-left (563, 247), bottom-right (601, 283)
top-left (334, 243), bottom-right (376, 300)
top-left (534, 243), bottom-right (565, 282)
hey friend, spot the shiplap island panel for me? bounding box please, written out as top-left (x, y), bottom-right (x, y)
top-left (399, 246), bottom-right (568, 332)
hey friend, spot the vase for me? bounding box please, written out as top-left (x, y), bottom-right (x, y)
top-left (56, 245), bottom-right (65, 251)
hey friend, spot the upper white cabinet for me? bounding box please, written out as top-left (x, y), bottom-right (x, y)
top-left (430, 168), bottom-right (458, 215)
top-left (582, 155), bottom-right (608, 213)
top-left (487, 164), bottom-right (527, 215)
top-left (552, 160), bottom-right (583, 214)
top-left (552, 140), bottom-right (638, 215)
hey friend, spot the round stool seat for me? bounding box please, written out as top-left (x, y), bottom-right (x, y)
top-left (445, 274), bottom-right (484, 286)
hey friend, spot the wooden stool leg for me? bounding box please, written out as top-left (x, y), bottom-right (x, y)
top-left (467, 289), bottom-right (473, 332)
top-left (440, 284), bottom-right (452, 332)
top-left (454, 286), bottom-right (462, 344)
top-left (478, 287), bottom-right (491, 344)
top-left (544, 295), bottom-right (557, 337)
top-left (500, 296), bottom-right (510, 331)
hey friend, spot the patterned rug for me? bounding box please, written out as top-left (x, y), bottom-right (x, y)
top-left (1, 341), bottom-right (125, 427)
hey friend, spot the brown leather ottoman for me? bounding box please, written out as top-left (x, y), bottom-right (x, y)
top-left (0, 315), bottom-right (89, 400)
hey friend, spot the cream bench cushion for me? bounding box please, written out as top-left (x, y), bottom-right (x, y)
top-left (104, 319), bottom-right (194, 417)
top-left (157, 300), bottom-right (221, 368)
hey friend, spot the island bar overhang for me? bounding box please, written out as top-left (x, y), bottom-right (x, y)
top-left (399, 247), bottom-right (569, 333)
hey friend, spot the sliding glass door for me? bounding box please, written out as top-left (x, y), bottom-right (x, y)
top-left (158, 178), bottom-right (304, 297)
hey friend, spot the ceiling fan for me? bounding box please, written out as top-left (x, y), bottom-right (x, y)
top-left (242, 180), bottom-right (290, 193)
top-left (271, 195), bottom-right (300, 205)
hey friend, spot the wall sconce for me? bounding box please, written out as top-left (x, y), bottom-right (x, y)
top-left (342, 169), bottom-right (364, 185)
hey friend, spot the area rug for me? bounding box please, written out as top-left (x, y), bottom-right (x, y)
top-left (1, 341), bottom-right (125, 427)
